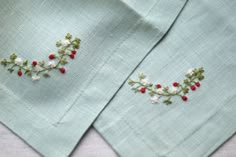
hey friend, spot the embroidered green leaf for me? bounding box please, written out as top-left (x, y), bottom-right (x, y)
top-left (138, 73), bottom-right (146, 80)
top-left (38, 61), bottom-right (45, 67)
top-left (9, 53), bottom-right (17, 60)
top-left (23, 60), bottom-right (28, 66)
top-left (8, 68), bottom-right (14, 73)
top-left (163, 99), bottom-right (172, 105)
top-left (65, 33), bottom-right (72, 40)
top-left (1, 58), bottom-right (7, 66)
top-left (43, 72), bottom-right (50, 78)
top-left (60, 58), bottom-right (68, 65)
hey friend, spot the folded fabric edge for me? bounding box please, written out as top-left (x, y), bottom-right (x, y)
top-left (207, 132), bottom-right (236, 157)
top-left (0, 122), bottom-right (44, 157)
top-left (58, 0), bottom-right (189, 156)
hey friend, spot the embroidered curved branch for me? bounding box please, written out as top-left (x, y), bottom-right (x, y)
top-left (1, 33), bottom-right (80, 81)
top-left (128, 67), bottom-right (205, 105)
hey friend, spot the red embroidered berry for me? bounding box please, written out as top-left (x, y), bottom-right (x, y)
top-left (191, 85), bottom-right (196, 91)
top-left (60, 67), bottom-right (66, 74)
top-left (69, 54), bottom-right (75, 59)
top-left (140, 88), bottom-right (146, 93)
top-left (156, 84), bottom-right (162, 88)
top-left (32, 61), bottom-right (37, 66)
top-left (71, 50), bottom-right (77, 55)
top-left (49, 54), bottom-right (55, 60)
top-left (18, 71), bottom-right (22, 76)
top-left (173, 82), bottom-right (179, 87)
top-left (195, 82), bottom-right (201, 87)
top-left (182, 95), bottom-right (188, 101)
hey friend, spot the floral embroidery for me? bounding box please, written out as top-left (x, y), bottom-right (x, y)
top-left (128, 67), bottom-right (205, 105)
top-left (0, 33), bottom-right (80, 81)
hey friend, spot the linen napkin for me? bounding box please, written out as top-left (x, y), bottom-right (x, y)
top-left (0, 0), bottom-right (187, 156)
top-left (94, 0), bottom-right (236, 156)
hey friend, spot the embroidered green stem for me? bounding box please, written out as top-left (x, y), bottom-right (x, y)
top-left (0, 33), bottom-right (81, 81)
top-left (128, 67), bottom-right (205, 105)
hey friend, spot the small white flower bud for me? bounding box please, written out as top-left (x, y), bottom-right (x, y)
top-left (186, 68), bottom-right (194, 76)
top-left (14, 58), bottom-right (23, 65)
top-left (150, 96), bottom-right (159, 104)
top-left (156, 88), bottom-right (164, 94)
top-left (32, 75), bottom-right (40, 81)
top-left (141, 79), bottom-right (148, 85)
top-left (61, 39), bottom-right (70, 47)
top-left (171, 87), bottom-right (178, 94)
top-left (34, 65), bottom-right (43, 72)
top-left (48, 61), bottom-right (56, 68)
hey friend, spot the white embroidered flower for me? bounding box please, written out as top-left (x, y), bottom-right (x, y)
top-left (14, 58), bottom-right (23, 65)
top-left (61, 39), bottom-right (70, 47)
top-left (32, 75), bottom-right (40, 81)
top-left (141, 79), bottom-right (148, 85)
top-left (171, 87), bottom-right (178, 94)
top-left (48, 61), bottom-right (56, 68)
top-left (150, 96), bottom-right (159, 104)
top-left (156, 88), bottom-right (164, 94)
top-left (186, 68), bottom-right (194, 76)
top-left (34, 65), bottom-right (43, 72)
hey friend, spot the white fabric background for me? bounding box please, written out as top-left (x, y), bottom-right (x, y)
top-left (0, 123), bottom-right (235, 157)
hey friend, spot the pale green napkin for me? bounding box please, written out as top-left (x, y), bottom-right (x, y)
top-left (0, 0), bottom-right (186, 156)
top-left (94, 0), bottom-right (236, 157)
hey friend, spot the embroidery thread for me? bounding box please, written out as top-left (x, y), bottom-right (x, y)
top-left (0, 33), bottom-right (80, 81)
top-left (128, 67), bottom-right (205, 105)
